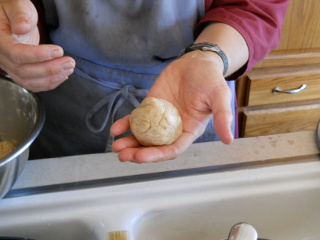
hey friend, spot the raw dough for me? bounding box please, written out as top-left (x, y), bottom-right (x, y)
top-left (0, 140), bottom-right (16, 159)
top-left (130, 97), bottom-right (182, 146)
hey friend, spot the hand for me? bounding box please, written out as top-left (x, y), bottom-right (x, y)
top-left (111, 50), bottom-right (234, 163)
top-left (0, 0), bottom-right (75, 92)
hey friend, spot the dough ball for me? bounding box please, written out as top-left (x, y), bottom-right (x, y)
top-left (130, 97), bottom-right (182, 146)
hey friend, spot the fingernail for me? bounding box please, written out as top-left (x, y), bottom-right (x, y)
top-left (62, 61), bottom-right (75, 70)
top-left (50, 49), bottom-right (63, 58)
top-left (61, 68), bottom-right (74, 77)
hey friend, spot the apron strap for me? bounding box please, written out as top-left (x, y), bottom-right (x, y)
top-left (74, 68), bottom-right (149, 151)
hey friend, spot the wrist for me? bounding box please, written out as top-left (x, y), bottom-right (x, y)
top-left (179, 50), bottom-right (225, 76)
top-left (177, 42), bottom-right (229, 76)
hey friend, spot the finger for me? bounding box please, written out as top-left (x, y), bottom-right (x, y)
top-left (3, 44), bottom-right (64, 65)
top-left (112, 135), bottom-right (140, 153)
top-left (12, 56), bottom-right (75, 80)
top-left (119, 145), bottom-right (178, 163)
top-left (110, 115), bottom-right (131, 136)
top-left (214, 114), bottom-right (233, 144)
top-left (117, 148), bottom-right (141, 163)
top-left (8, 67), bottom-right (74, 92)
top-left (118, 131), bottom-right (195, 163)
top-left (136, 132), bottom-right (195, 162)
top-left (210, 83), bottom-right (234, 144)
top-left (4, 0), bottom-right (38, 35)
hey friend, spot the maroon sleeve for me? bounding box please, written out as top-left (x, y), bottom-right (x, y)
top-left (198, 0), bottom-right (290, 80)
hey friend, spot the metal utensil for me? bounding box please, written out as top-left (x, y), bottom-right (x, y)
top-left (226, 222), bottom-right (257, 240)
top-left (224, 222), bottom-right (270, 240)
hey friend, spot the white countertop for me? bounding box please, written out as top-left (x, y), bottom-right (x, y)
top-left (10, 131), bottom-right (319, 195)
top-left (1, 131), bottom-right (320, 239)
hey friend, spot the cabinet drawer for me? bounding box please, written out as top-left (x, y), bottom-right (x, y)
top-left (243, 103), bottom-right (320, 137)
top-left (246, 68), bottom-right (320, 106)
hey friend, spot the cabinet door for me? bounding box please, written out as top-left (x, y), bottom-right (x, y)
top-left (243, 104), bottom-right (320, 137)
top-left (272, 0), bottom-right (320, 55)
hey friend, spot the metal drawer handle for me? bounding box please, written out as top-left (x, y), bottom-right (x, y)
top-left (272, 84), bottom-right (307, 94)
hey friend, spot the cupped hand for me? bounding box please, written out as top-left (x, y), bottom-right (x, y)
top-left (111, 50), bottom-right (234, 163)
top-left (0, 0), bottom-right (75, 92)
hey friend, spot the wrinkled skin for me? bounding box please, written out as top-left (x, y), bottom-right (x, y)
top-left (0, 0), bottom-right (75, 92)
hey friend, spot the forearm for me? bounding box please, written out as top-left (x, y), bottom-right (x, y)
top-left (198, 0), bottom-right (290, 79)
top-left (195, 22), bottom-right (249, 78)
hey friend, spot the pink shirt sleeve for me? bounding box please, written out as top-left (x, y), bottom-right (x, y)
top-left (198, 0), bottom-right (290, 80)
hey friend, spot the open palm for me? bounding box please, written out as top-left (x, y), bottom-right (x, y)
top-left (111, 51), bottom-right (234, 163)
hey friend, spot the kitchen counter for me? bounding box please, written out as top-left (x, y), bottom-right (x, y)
top-left (8, 130), bottom-right (320, 198)
top-left (1, 131), bottom-right (320, 240)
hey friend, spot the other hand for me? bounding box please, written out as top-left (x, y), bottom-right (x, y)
top-left (0, 0), bottom-right (75, 92)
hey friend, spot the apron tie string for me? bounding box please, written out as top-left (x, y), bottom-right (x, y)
top-left (74, 67), bottom-right (149, 151)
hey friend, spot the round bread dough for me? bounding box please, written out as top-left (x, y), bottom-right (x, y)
top-left (130, 97), bottom-right (182, 146)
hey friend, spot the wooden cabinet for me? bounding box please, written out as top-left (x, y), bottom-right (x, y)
top-left (237, 0), bottom-right (320, 137)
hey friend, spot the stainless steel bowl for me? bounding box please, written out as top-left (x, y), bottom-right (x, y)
top-left (0, 77), bottom-right (45, 198)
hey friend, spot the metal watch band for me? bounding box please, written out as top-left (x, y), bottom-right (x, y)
top-left (177, 42), bottom-right (229, 76)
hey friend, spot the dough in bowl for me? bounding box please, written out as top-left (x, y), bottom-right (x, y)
top-left (0, 140), bottom-right (16, 159)
top-left (130, 97), bottom-right (182, 146)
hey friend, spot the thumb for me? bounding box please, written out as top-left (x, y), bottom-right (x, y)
top-left (210, 82), bottom-right (234, 145)
top-left (4, 0), bottom-right (38, 36)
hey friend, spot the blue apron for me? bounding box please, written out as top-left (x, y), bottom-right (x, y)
top-left (30, 0), bottom-right (236, 159)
